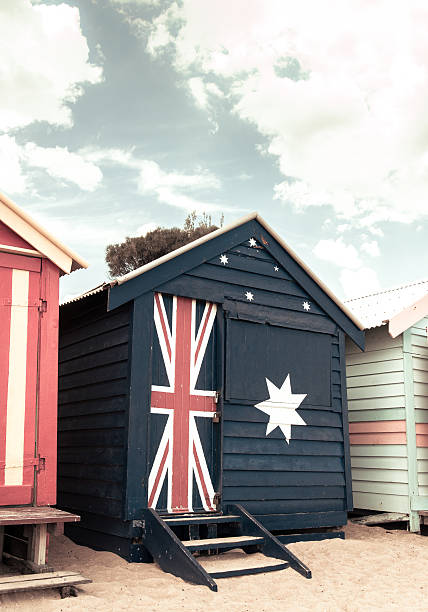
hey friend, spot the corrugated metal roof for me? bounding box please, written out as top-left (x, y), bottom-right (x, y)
top-left (60, 283), bottom-right (108, 306)
top-left (344, 279), bottom-right (428, 330)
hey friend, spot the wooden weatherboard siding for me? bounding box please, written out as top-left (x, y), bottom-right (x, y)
top-left (57, 291), bottom-right (147, 560)
top-left (346, 327), bottom-right (409, 514)
top-left (0, 250), bottom-right (60, 507)
top-left (346, 316), bottom-right (428, 530)
top-left (150, 234), bottom-right (351, 530)
top-left (146, 224), bottom-right (355, 532)
top-left (57, 218), bottom-right (362, 561)
top-left (411, 316), bottom-right (428, 529)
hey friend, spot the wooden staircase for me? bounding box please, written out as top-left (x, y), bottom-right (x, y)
top-left (142, 504), bottom-right (311, 591)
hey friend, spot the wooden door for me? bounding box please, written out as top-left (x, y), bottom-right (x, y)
top-left (0, 253), bottom-right (41, 506)
top-left (222, 308), bottom-right (338, 521)
top-left (147, 293), bottom-right (220, 514)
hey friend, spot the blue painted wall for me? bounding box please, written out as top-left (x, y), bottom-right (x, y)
top-left (57, 222), bottom-right (357, 560)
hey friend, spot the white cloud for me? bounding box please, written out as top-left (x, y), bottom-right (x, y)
top-left (137, 160), bottom-right (223, 212)
top-left (85, 148), bottom-right (225, 212)
top-left (24, 143), bottom-right (103, 191)
top-left (144, 0), bottom-right (428, 227)
top-left (186, 77), bottom-right (225, 111)
top-left (313, 237), bottom-right (362, 270)
top-left (0, 135), bottom-right (27, 193)
top-left (367, 226), bottom-right (384, 238)
top-left (313, 233), bottom-right (382, 297)
top-left (134, 222), bottom-right (158, 236)
top-left (112, 0), bottom-right (159, 3)
top-left (340, 267), bottom-right (380, 299)
top-left (0, 136), bottom-right (103, 193)
top-left (188, 77), bottom-right (209, 109)
top-left (0, 1), bottom-right (102, 131)
top-left (360, 240), bottom-right (380, 257)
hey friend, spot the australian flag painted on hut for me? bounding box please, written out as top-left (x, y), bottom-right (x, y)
top-left (57, 213), bottom-right (365, 562)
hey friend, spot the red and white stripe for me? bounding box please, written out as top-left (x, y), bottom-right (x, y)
top-left (0, 264), bottom-right (39, 499)
top-left (148, 293), bottom-right (217, 513)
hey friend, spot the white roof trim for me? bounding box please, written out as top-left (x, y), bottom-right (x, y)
top-left (114, 212), bottom-right (364, 331)
top-left (389, 293), bottom-right (428, 338)
top-left (0, 192), bottom-right (88, 274)
top-left (0, 243), bottom-right (43, 258)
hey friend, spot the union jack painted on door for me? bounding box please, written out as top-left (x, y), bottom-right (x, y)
top-left (148, 293), bottom-right (218, 513)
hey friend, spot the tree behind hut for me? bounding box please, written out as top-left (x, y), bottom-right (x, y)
top-left (106, 212), bottom-right (221, 278)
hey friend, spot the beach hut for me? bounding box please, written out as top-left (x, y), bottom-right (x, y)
top-left (0, 192), bottom-right (90, 593)
top-left (57, 213), bottom-right (364, 590)
top-left (345, 280), bottom-right (428, 532)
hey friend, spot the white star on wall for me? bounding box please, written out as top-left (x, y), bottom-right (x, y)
top-left (245, 291), bottom-right (254, 301)
top-left (254, 374), bottom-right (307, 444)
top-left (220, 254), bottom-right (229, 265)
top-left (249, 238), bottom-right (257, 247)
top-left (274, 266), bottom-right (279, 272)
top-left (302, 301), bottom-right (310, 311)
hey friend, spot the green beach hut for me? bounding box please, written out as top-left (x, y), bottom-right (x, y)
top-left (345, 280), bottom-right (428, 532)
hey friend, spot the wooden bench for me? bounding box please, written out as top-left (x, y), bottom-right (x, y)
top-left (0, 507), bottom-right (80, 574)
top-left (0, 571), bottom-right (91, 598)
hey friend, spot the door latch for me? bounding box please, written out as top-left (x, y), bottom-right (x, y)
top-left (213, 492), bottom-right (221, 510)
top-left (38, 299), bottom-right (47, 313)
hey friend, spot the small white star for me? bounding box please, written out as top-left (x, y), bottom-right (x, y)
top-left (274, 266), bottom-right (279, 272)
top-left (245, 291), bottom-right (254, 301)
top-left (219, 254), bottom-right (229, 265)
top-left (303, 301), bottom-right (310, 311)
top-left (249, 238), bottom-right (257, 247)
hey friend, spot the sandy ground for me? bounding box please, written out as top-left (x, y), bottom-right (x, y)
top-left (1, 522), bottom-right (428, 611)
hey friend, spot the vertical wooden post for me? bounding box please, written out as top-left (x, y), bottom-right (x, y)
top-left (36, 260), bottom-right (60, 506)
top-left (403, 329), bottom-right (420, 533)
top-left (30, 524), bottom-right (48, 566)
top-left (339, 330), bottom-right (353, 512)
top-left (124, 292), bottom-right (154, 520)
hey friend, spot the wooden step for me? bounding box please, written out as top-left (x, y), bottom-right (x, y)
top-left (0, 571), bottom-right (91, 596)
top-left (210, 561), bottom-right (289, 579)
top-left (182, 535), bottom-right (264, 551)
top-left (164, 514), bottom-right (240, 526)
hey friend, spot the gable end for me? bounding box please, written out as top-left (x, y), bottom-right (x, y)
top-left (108, 218), bottom-right (364, 349)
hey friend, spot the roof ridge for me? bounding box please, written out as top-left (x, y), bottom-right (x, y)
top-left (59, 212), bottom-right (365, 333)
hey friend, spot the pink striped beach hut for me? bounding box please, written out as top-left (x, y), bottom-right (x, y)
top-left (345, 280), bottom-right (428, 532)
top-left (0, 192), bottom-right (88, 574)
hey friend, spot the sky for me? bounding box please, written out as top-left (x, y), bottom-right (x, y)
top-left (1, 0), bottom-right (427, 303)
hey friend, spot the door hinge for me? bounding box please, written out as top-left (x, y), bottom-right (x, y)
top-left (33, 456), bottom-right (46, 472)
top-left (213, 492), bottom-right (221, 510)
top-left (214, 391), bottom-right (220, 404)
top-left (38, 299), bottom-right (47, 313)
